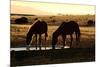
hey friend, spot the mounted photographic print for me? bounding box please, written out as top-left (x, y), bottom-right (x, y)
top-left (10, 0), bottom-right (95, 66)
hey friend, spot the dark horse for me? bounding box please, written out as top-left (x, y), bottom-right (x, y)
top-left (52, 21), bottom-right (80, 49)
top-left (26, 19), bottom-right (48, 50)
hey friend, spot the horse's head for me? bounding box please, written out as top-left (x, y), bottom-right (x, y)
top-left (26, 32), bottom-right (32, 45)
top-left (52, 32), bottom-right (58, 49)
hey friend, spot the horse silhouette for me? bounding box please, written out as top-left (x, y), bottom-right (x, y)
top-left (52, 21), bottom-right (80, 49)
top-left (26, 18), bottom-right (48, 50)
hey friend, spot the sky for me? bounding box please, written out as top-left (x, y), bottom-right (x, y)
top-left (11, 0), bottom-right (95, 15)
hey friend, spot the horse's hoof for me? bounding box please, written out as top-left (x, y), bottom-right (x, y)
top-left (61, 47), bottom-right (64, 49)
top-left (27, 49), bottom-right (30, 51)
top-left (52, 48), bottom-right (55, 50)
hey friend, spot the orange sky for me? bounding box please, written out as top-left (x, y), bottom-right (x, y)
top-left (11, 0), bottom-right (95, 15)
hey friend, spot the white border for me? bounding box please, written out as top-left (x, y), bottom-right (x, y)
top-left (0, 0), bottom-right (10, 67)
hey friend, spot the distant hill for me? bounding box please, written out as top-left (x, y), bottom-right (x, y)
top-left (11, 14), bottom-right (36, 16)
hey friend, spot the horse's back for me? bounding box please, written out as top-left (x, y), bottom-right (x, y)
top-left (30, 20), bottom-right (47, 34)
top-left (39, 21), bottom-right (48, 33)
top-left (68, 21), bottom-right (79, 27)
top-left (58, 21), bottom-right (79, 34)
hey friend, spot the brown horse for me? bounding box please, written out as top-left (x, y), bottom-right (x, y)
top-left (52, 21), bottom-right (80, 49)
top-left (26, 19), bottom-right (48, 50)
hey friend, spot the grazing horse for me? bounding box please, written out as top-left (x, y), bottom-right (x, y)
top-left (52, 21), bottom-right (80, 49)
top-left (26, 19), bottom-right (48, 50)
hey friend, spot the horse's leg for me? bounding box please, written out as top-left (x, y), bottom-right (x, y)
top-left (35, 34), bottom-right (37, 50)
top-left (39, 34), bottom-right (42, 50)
top-left (62, 35), bottom-right (66, 48)
top-left (70, 34), bottom-right (73, 48)
top-left (75, 33), bottom-right (78, 45)
top-left (75, 32), bottom-right (80, 45)
top-left (44, 33), bottom-right (47, 50)
top-left (26, 45), bottom-right (30, 51)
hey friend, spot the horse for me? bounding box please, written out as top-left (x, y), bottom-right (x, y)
top-left (52, 21), bottom-right (80, 49)
top-left (26, 19), bottom-right (48, 50)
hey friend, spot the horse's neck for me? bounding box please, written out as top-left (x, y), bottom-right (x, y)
top-left (53, 30), bottom-right (60, 38)
top-left (27, 26), bottom-right (35, 37)
top-left (27, 30), bottom-right (34, 37)
top-left (32, 20), bottom-right (40, 25)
